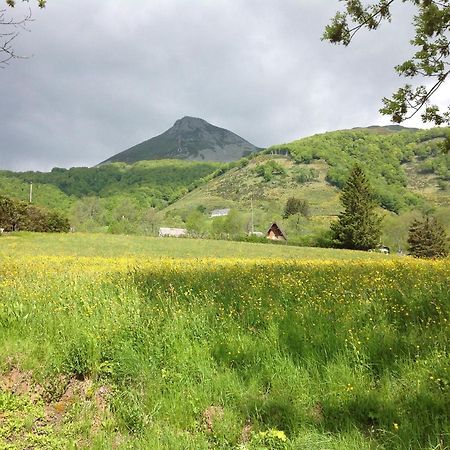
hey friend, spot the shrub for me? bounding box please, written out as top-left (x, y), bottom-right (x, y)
top-left (283, 197), bottom-right (310, 219)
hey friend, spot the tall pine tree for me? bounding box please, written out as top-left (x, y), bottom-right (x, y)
top-left (407, 215), bottom-right (448, 259)
top-left (331, 164), bottom-right (382, 250)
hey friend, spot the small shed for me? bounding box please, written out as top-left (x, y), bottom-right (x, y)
top-left (266, 222), bottom-right (287, 241)
top-left (159, 227), bottom-right (187, 238)
top-left (210, 208), bottom-right (230, 218)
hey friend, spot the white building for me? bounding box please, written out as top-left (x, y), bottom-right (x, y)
top-left (159, 227), bottom-right (187, 237)
top-left (210, 208), bottom-right (230, 218)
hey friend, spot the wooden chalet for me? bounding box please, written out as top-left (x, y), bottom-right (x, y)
top-left (266, 222), bottom-right (287, 241)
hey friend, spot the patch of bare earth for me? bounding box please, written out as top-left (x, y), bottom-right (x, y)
top-left (309, 402), bottom-right (324, 425)
top-left (202, 405), bottom-right (224, 433)
top-left (0, 363), bottom-right (112, 443)
top-left (239, 420), bottom-right (253, 444)
top-left (0, 366), bottom-right (42, 401)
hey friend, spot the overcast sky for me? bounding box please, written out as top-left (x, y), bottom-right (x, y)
top-left (1, 0), bottom-right (448, 171)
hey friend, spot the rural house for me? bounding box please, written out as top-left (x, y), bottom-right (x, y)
top-left (266, 223), bottom-right (287, 241)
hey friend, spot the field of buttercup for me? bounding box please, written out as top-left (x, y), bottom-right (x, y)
top-left (0, 241), bottom-right (448, 449)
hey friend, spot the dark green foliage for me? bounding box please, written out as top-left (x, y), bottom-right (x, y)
top-left (283, 197), bottom-right (310, 219)
top-left (407, 215), bottom-right (448, 258)
top-left (3, 160), bottom-right (221, 202)
top-left (331, 165), bottom-right (382, 250)
top-left (0, 160), bottom-right (224, 232)
top-left (0, 195), bottom-right (69, 232)
top-left (0, 195), bottom-right (21, 231)
top-left (20, 204), bottom-right (69, 232)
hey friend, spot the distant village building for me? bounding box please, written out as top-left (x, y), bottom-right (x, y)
top-left (266, 223), bottom-right (287, 241)
top-left (210, 208), bottom-right (230, 218)
top-left (159, 227), bottom-right (187, 238)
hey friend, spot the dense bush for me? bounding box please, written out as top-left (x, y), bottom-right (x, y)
top-left (283, 197), bottom-right (310, 219)
top-left (294, 167), bottom-right (318, 183)
top-left (0, 195), bottom-right (69, 232)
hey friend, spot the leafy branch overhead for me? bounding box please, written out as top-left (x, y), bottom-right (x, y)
top-left (323, 0), bottom-right (450, 125)
top-left (5, 0), bottom-right (46, 7)
top-left (1, 0), bottom-right (46, 67)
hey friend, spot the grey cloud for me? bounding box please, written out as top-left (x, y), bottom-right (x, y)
top-left (0, 0), bottom-right (424, 171)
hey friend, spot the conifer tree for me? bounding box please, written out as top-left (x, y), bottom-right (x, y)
top-left (331, 164), bottom-right (382, 250)
top-left (407, 215), bottom-right (448, 259)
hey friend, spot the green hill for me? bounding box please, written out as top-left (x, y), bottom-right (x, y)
top-left (161, 126), bottom-right (449, 249)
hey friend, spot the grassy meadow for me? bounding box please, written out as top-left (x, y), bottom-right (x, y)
top-left (0, 233), bottom-right (449, 449)
top-left (0, 232), bottom-right (390, 260)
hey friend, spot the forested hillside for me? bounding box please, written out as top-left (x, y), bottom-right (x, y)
top-left (269, 126), bottom-right (449, 212)
top-left (1, 160), bottom-right (221, 205)
top-left (0, 160), bottom-right (225, 233)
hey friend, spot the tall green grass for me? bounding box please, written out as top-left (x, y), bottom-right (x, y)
top-left (0, 257), bottom-right (448, 449)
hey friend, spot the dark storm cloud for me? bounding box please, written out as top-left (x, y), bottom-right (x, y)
top-left (0, 0), bottom-right (427, 171)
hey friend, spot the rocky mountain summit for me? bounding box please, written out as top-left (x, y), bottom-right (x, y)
top-left (101, 116), bottom-right (261, 164)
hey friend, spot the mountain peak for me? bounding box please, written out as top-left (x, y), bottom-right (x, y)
top-left (100, 117), bottom-right (261, 164)
top-left (172, 116), bottom-right (208, 131)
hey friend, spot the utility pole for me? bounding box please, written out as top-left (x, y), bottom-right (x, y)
top-left (250, 197), bottom-right (254, 234)
top-left (29, 182), bottom-right (33, 204)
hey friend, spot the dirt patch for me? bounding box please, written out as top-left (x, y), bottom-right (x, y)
top-left (1, 364), bottom-right (112, 441)
top-left (0, 366), bottom-right (43, 401)
top-left (309, 402), bottom-right (324, 424)
top-left (240, 420), bottom-right (253, 444)
top-left (202, 405), bottom-right (224, 433)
